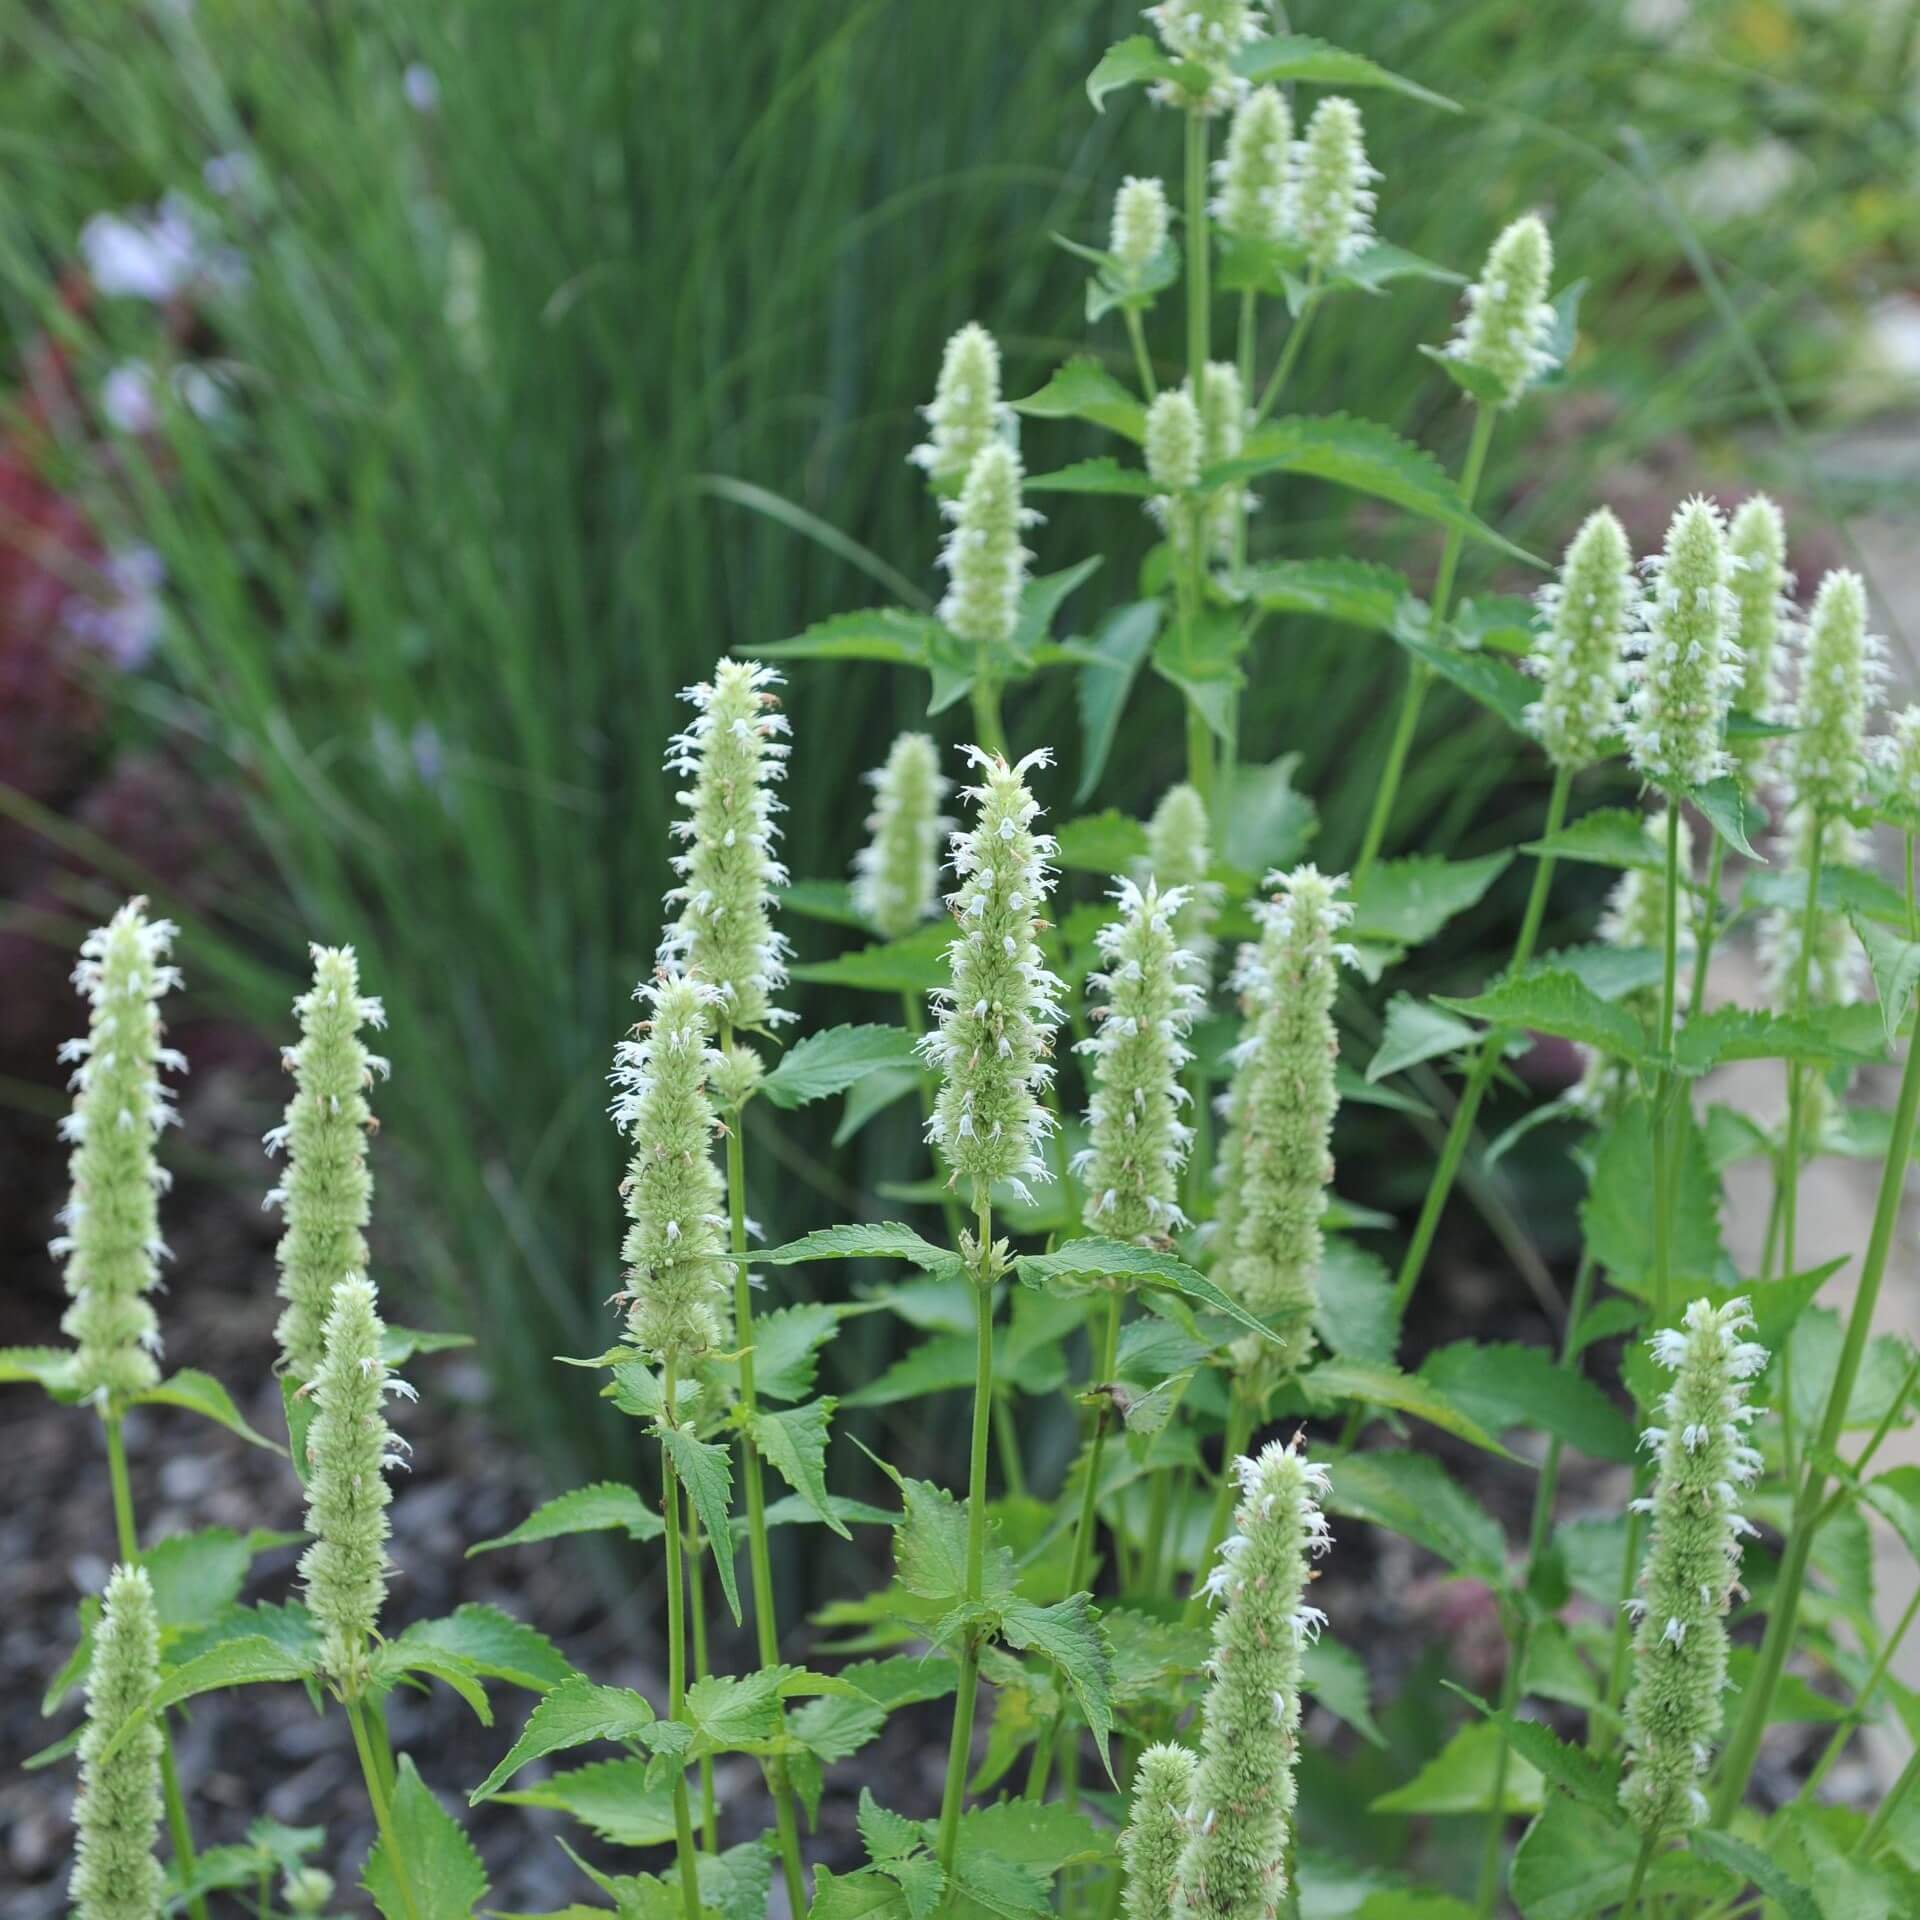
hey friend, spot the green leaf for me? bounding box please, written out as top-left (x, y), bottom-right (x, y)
top-left (1851, 914), bottom-right (1920, 1043)
top-left (1438, 970), bottom-right (1643, 1060)
top-left (1523, 807), bottom-right (1668, 874)
top-left (470, 1677), bottom-right (656, 1803)
top-left (144, 1527), bottom-right (299, 1632)
top-left (1337, 243), bottom-right (1467, 295)
top-left (762, 607), bottom-right (943, 666)
top-left (1509, 1796), bottom-right (1634, 1920)
top-left (1206, 415), bottom-right (1532, 561)
top-left (131, 1370), bottom-right (284, 1453)
top-left (1217, 754), bottom-right (1318, 877)
top-left (1244, 558), bottom-right (1416, 634)
top-left (1530, 944), bottom-right (1664, 1003)
top-left (835, 1067), bottom-right (921, 1147)
top-left (1012, 558), bottom-right (1103, 663)
top-left (748, 1302), bottom-right (860, 1404)
top-left (791, 924), bottom-right (952, 993)
top-left (467, 1482), bottom-right (663, 1557)
top-left (1371, 1721), bottom-right (1542, 1815)
top-left (1013, 1239), bottom-right (1276, 1344)
top-left (0, 1345), bottom-right (80, 1398)
top-left (1302, 1637), bottom-right (1386, 1747)
top-left (387, 1603), bottom-right (573, 1693)
top-left (1314, 1240), bottom-right (1399, 1366)
top-left (380, 1325), bottom-right (473, 1364)
top-left (1305, 1360), bottom-right (1513, 1457)
top-left (779, 879), bottom-right (870, 929)
top-left (1085, 35), bottom-right (1199, 110)
top-left (1367, 994), bottom-right (1481, 1081)
top-left (1788, 1309), bottom-right (1917, 1434)
top-left (844, 1333), bottom-right (973, 1408)
top-left (760, 1223), bottom-right (953, 1269)
top-left (947, 1800), bottom-right (1112, 1875)
top-left (810, 1866), bottom-right (913, 1920)
top-left (1416, 1343), bottom-right (1637, 1464)
top-left (364, 1757), bottom-right (488, 1920)
top-left (661, 1427), bottom-right (741, 1625)
top-left (102, 1636), bottom-right (312, 1763)
top-left (1323, 1451), bottom-right (1505, 1584)
top-left (1000, 1594), bottom-right (1114, 1776)
top-left (1673, 1003), bottom-right (1887, 1076)
top-left (790, 1690), bottom-right (888, 1764)
top-left (1688, 1832), bottom-right (1819, 1920)
top-left (1025, 456), bottom-right (1155, 497)
top-left (371, 1641), bottom-right (494, 1724)
top-left (1582, 1104), bottom-right (1723, 1295)
top-left (752, 1399), bottom-right (848, 1539)
top-left (1350, 851), bottom-right (1511, 948)
top-left (1392, 631), bottom-right (1537, 733)
top-left (860, 1788), bottom-right (925, 1864)
top-left (761, 1025), bottom-right (920, 1109)
top-left (1487, 1713), bottom-right (1623, 1821)
top-left (1074, 601), bottom-right (1163, 802)
top-left (1012, 358), bottom-right (1146, 442)
top-left (1234, 32), bottom-right (1458, 108)
top-left (700, 1841), bottom-right (776, 1920)
top-left (888, 1471), bottom-right (1016, 1610)
top-left (1150, 606), bottom-right (1243, 743)
top-left (1055, 809), bottom-right (1150, 874)
top-left (1864, 1466), bottom-right (1920, 1561)
top-left (1686, 774), bottom-right (1762, 859)
top-left (494, 1759), bottom-right (679, 1847)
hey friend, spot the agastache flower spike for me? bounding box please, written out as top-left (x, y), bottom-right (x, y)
top-left (1446, 214), bottom-right (1557, 409)
top-left (1875, 703), bottom-right (1920, 822)
top-left (1219, 867), bottom-right (1351, 1384)
top-left (1291, 97), bottom-right (1376, 274)
top-left (55, 898), bottom-right (185, 1403)
top-left (1212, 88), bottom-right (1292, 246)
top-left (612, 973), bottom-right (731, 1361)
top-left (1074, 879), bottom-right (1204, 1240)
top-left (1119, 1743), bottom-right (1197, 1920)
top-left (69, 1564), bottom-right (164, 1920)
top-left (852, 733), bottom-right (952, 940)
top-left (1146, 388), bottom-right (1203, 557)
top-left (1526, 507), bottom-right (1635, 770)
top-left (660, 656), bottom-right (793, 1032)
top-left (1620, 1298), bottom-right (1766, 1835)
top-left (1145, 0), bottom-right (1258, 114)
top-left (1627, 497), bottom-right (1740, 792)
top-left (1179, 1439), bottom-right (1332, 1920)
top-left (939, 441), bottom-right (1039, 662)
top-left (1145, 781), bottom-right (1222, 974)
top-left (1727, 495), bottom-right (1791, 766)
top-left (1112, 176), bottom-right (1172, 285)
top-left (910, 322), bottom-right (1010, 493)
top-left (268, 946), bottom-right (389, 1382)
top-left (298, 1276), bottom-right (413, 1691)
top-left (1198, 361), bottom-right (1251, 560)
top-left (1784, 568), bottom-right (1883, 822)
top-left (920, 748), bottom-right (1064, 1202)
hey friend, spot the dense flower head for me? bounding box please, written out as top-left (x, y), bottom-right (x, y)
top-left (1875, 704), bottom-right (1920, 822)
top-left (1291, 97), bottom-right (1376, 273)
top-left (70, 1564), bottom-right (164, 1920)
top-left (1621, 1298), bottom-right (1766, 1835)
top-left (1145, 0), bottom-right (1259, 114)
top-left (1112, 176), bottom-right (1172, 284)
top-left (1212, 87), bottom-right (1292, 245)
top-left (1145, 388), bottom-right (1203, 493)
top-left (1784, 568), bottom-right (1883, 820)
top-left (1219, 866), bottom-right (1352, 1385)
top-left (55, 898), bottom-right (185, 1403)
top-left (611, 973), bottom-right (731, 1361)
top-left (1447, 214), bottom-right (1556, 408)
top-left (1145, 781), bottom-right (1222, 972)
top-left (909, 322), bottom-right (1010, 492)
top-left (1198, 361), bottom-right (1251, 559)
top-left (298, 1276), bottom-right (413, 1690)
top-left (1120, 1743), bottom-right (1197, 1920)
top-left (938, 441), bottom-right (1039, 659)
top-left (283, 1868), bottom-right (337, 1916)
top-left (1727, 495), bottom-right (1791, 762)
top-left (852, 732), bottom-right (951, 940)
top-left (1759, 810), bottom-right (1868, 1012)
top-left (1180, 1439), bottom-right (1333, 1920)
top-left (660, 657), bottom-right (793, 1032)
top-left (920, 747), bottom-right (1064, 1201)
top-left (1627, 497), bottom-right (1741, 791)
top-left (1074, 879), bottom-right (1203, 1240)
top-left (1526, 507), bottom-right (1635, 769)
top-left (267, 946), bottom-right (389, 1382)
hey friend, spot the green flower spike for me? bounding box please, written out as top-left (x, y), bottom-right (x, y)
top-left (1146, 387), bottom-right (1204, 559)
top-left (1620, 1298), bottom-right (1766, 1836)
top-left (1179, 1438), bottom-right (1333, 1920)
top-left (1145, 781), bottom-right (1222, 973)
top-left (1198, 360), bottom-right (1251, 561)
top-left (1727, 495), bottom-right (1791, 765)
top-left (1627, 497), bottom-right (1740, 793)
top-left (1119, 1743), bottom-right (1197, 1920)
top-left (267, 946), bottom-right (389, 1382)
top-left (1291, 96), bottom-right (1376, 274)
top-left (1145, 0), bottom-right (1258, 114)
top-left (55, 898), bottom-right (185, 1404)
top-left (910, 322), bottom-right (1009, 493)
top-left (1526, 506), bottom-right (1635, 772)
top-left (921, 747), bottom-right (1064, 1202)
top-left (1074, 878), bottom-right (1204, 1240)
top-left (298, 1275), bottom-right (411, 1691)
top-left (1212, 87), bottom-right (1292, 246)
top-left (1875, 703), bottom-right (1920, 821)
top-left (1784, 568), bottom-right (1883, 823)
top-left (1112, 176), bottom-right (1172, 286)
top-left (1446, 213), bottom-right (1557, 409)
top-left (283, 1867), bottom-right (337, 1917)
top-left (939, 440), bottom-right (1039, 662)
top-left (661, 656), bottom-right (794, 1033)
top-left (1759, 811), bottom-right (1867, 1013)
top-left (852, 732), bottom-right (951, 940)
top-left (1219, 866), bottom-right (1352, 1385)
top-left (70, 1564), bottom-right (164, 1920)
top-left (612, 973), bottom-right (731, 1363)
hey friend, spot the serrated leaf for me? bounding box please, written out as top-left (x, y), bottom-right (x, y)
top-left (1304, 1360), bottom-right (1513, 1457)
top-left (1337, 242), bottom-right (1466, 294)
top-left (493, 1758), bottom-right (679, 1848)
top-left (364, 1757), bottom-right (488, 1920)
top-left (102, 1636), bottom-right (312, 1763)
top-left (1673, 1003), bottom-right (1887, 1075)
top-left (143, 1527), bottom-right (298, 1632)
top-left (1582, 1103), bottom-right (1723, 1295)
top-left (1371, 1720), bottom-right (1542, 1814)
top-left (1012, 358), bottom-right (1146, 442)
top-left (1217, 754), bottom-right (1317, 877)
top-left (371, 1641), bottom-right (494, 1724)
top-left (1314, 1239), bottom-right (1399, 1366)
top-left (1323, 1451), bottom-right (1505, 1584)
top-left (467, 1482), bottom-right (663, 1557)
top-left (1055, 809), bottom-right (1151, 874)
top-left (1392, 631), bottom-right (1537, 733)
top-left (859, 1788), bottom-right (925, 1864)
top-left (1350, 850), bottom-right (1511, 949)
top-left (747, 1302), bottom-right (860, 1403)
top-left (889, 1474), bottom-right (1016, 1609)
top-left (1233, 33), bottom-right (1458, 108)
top-left (1000, 1594), bottom-right (1114, 1776)
top-left (1085, 35), bottom-right (1198, 110)
top-left (761, 1025), bottom-right (919, 1109)
top-left (660, 1427), bottom-right (741, 1625)
top-left (790, 1690), bottom-right (887, 1763)
top-left (761, 607), bottom-right (942, 667)
top-left (1025, 457), bottom-right (1156, 497)
top-left (470, 1677), bottom-right (656, 1803)
top-left (131, 1370), bottom-right (284, 1453)
top-left (791, 924), bottom-right (952, 993)
top-left (1013, 1239), bottom-right (1275, 1344)
top-left (1688, 1832), bottom-right (1819, 1920)
top-left (1074, 601), bottom-right (1163, 802)
top-left (1864, 1466), bottom-right (1920, 1562)
top-left (1487, 1713), bottom-right (1623, 1820)
top-left (811, 1866), bottom-right (913, 1920)
top-left (948, 1800), bottom-right (1112, 1875)
top-left (1417, 1343), bottom-right (1637, 1464)
top-left (1367, 994), bottom-right (1481, 1081)
top-left (752, 1399), bottom-right (848, 1538)
top-left (843, 1333), bottom-right (973, 1408)
top-left (1302, 1637), bottom-right (1385, 1747)
top-left (387, 1603), bottom-right (573, 1693)
top-left (1851, 914), bottom-right (1920, 1043)
top-left (1151, 606), bottom-right (1243, 743)
top-left (761, 1222), bottom-right (952, 1269)
top-left (1529, 944), bottom-right (1664, 1003)
top-left (835, 1066), bottom-right (921, 1147)
top-left (700, 1841), bottom-right (775, 1920)
top-left (1509, 1795), bottom-right (1634, 1920)
top-left (1788, 1309), bottom-right (1917, 1434)
top-left (1438, 970), bottom-right (1643, 1060)
top-left (1244, 557), bottom-right (1416, 634)
top-left (1687, 774), bottom-right (1761, 859)
top-left (1523, 807), bottom-right (1669, 874)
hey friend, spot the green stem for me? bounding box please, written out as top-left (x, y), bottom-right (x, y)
top-left (1251, 282), bottom-right (1321, 428)
top-left (347, 1695), bottom-right (422, 1920)
top-left (687, 1519), bottom-right (719, 1852)
top-left (1815, 1348), bottom-right (1920, 1529)
top-left (936, 1189), bottom-right (999, 1881)
top-left (660, 1359), bottom-right (706, 1920)
top-left (970, 678), bottom-right (1008, 760)
top-left (1184, 1385), bottom-right (1255, 1626)
top-left (1651, 799), bottom-right (1683, 1326)
top-left (1125, 307), bottom-right (1158, 401)
top-left (1907, 829), bottom-right (1915, 941)
top-left (1779, 821), bottom-right (1826, 1295)
top-left (1799, 1579), bottom-right (1920, 1800)
top-left (1687, 834), bottom-right (1727, 1018)
top-left (1619, 1834), bottom-right (1657, 1920)
top-left (1184, 110), bottom-right (1209, 394)
top-left (1710, 994), bottom-right (1920, 1823)
top-left (1234, 287), bottom-right (1257, 588)
top-left (1863, 1741), bottom-right (1920, 1857)
top-left (993, 1389), bottom-right (1028, 1501)
top-left (1352, 402), bottom-right (1496, 888)
top-left (1185, 687), bottom-right (1215, 812)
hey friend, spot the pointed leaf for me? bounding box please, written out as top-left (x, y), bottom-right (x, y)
top-left (1393, 631), bottom-right (1537, 733)
top-left (761, 1026), bottom-right (920, 1109)
top-left (1367, 994), bottom-right (1480, 1081)
top-left (1688, 1833), bottom-right (1818, 1920)
top-left (1233, 33), bottom-right (1459, 110)
top-left (1851, 914), bottom-right (1920, 1044)
top-left (1025, 457), bottom-right (1155, 497)
top-left (1437, 970), bottom-right (1643, 1060)
top-left (1523, 808), bottom-right (1669, 874)
top-left (1013, 359), bottom-right (1146, 442)
top-left (1086, 36), bottom-right (1199, 111)
top-left (760, 1223), bottom-right (953, 1269)
top-left (1323, 1451), bottom-right (1505, 1584)
top-left (999, 1594), bottom-right (1114, 1777)
top-left (387, 1604), bottom-right (573, 1693)
top-left (1351, 852), bottom-right (1511, 948)
top-left (1304, 1360), bottom-right (1513, 1457)
top-left (1417, 1343), bottom-right (1637, 1464)
top-left (751, 1399), bottom-right (849, 1539)
top-left (1074, 601), bottom-right (1163, 802)
top-left (364, 1757), bottom-right (488, 1920)
top-left (761, 608), bottom-right (942, 667)
top-left (470, 1677), bottom-right (656, 1803)
top-left (131, 1370), bottom-right (284, 1454)
top-left (791, 925), bottom-right (952, 993)
top-left (467, 1482), bottom-right (663, 1556)
top-left (661, 1427), bottom-right (741, 1625)
top-left (1014, 1239), bottom-right (1276, 1344)
top-left (1244, 558), bottom-right (1416, 635)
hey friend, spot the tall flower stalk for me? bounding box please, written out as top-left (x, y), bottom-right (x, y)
top-left (939, 442), bottom-right (1036, 759)
top-left (1119, 1744), bottom-right (1198, 1920)
top-left (70, 1563), bottom-right (164, 1920)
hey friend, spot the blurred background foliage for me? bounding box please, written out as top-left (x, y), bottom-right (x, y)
top-left (3, 0), bottom-right (1919, 1502)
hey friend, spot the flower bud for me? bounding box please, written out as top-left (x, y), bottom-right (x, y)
top-left (70, 1564), bottom-right (164, 1920)
top-left (920, 748), bottom-right (1064, 1202)
top-left (55, 899), bottom-right (185, 1403)
top-left (1620, 1298), bottom-right (1766, 1835)
top-left (1074, 879), bottom-right (1204, 1240)
top-left (1180, 1439), bottom-right (1333, 1920)
top-left (283, 1867), bottom-right (337, 1917)
top-left (1526, 507), bottom-right (1635, 771)
top-left (1446, 214), bottom-right (1556, 409)
top-left (909, 323), bottom-right (1009, 492)
top-left (1120, 1743), bottom-right (1197, 1920)
top-left (1212, 89), bottom-right (1291, 246)
top-left (612, 974), bottom-right (731, 1362)
top-left (853, 732), bottom-right (951, 940)
top-left (1627, 497), bottom-right (1740, 792)
top-left (660, 657), bottom-right (793, 1033)
top-left (1784, 568), bottom-right (1883, 821)
top-left (1112, 176), bottom-right (1172, 285)
top-left (1292, 97), bottom-right (1376, 274)
top-left (938, 441), bottom-right (1038, 659)
top-left (1727, 496), bottom-right (1791, 762)
top-left (1145, 782), bottom-right (1222, 973)
top-left (1145, 389), bottom-right (1203, 494)
top-left (1198, 361), bottom-right (1251, 560)
top-left (1145, 0), bottom-right (1259, 114)
top-left (268, 946), bottom-right (389, 1382)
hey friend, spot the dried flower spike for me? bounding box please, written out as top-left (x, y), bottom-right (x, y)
top-left (852, 733), bottom-right (951, 940)
top-left (1074, 878), bottom-right (1203, 1239)
top-left (298, 1275), bottom-right (412, 1690)
top-left (1119, 1743), bottom-right (1197, 1920)
top-left (611, 973), bottom-right (730, 1362)
top-left (1180, 1439), bottom-right (1333, 1920)
top-left (55, 898), bottom-right (185, 1403)
top-left (1112, 176), bottom-right (1172, 285)
top-left (70, 1564), bottom-right (164, 1920)
top-left (1292, 97), bottom-right (1376, 274)
top-left (1784, 568), bottom-right (1883, 822)
top-left (921, 747), bottom-right (1064, 1202)
top-left (1627, 497), bottom-right (1740, 793)
top-left (1145, 781), bottom-right (1222, 974)
top-left (1145, 0), bottom-right (1258, 114)
top-left (1620, 1298), bottom-right (1766, 1834)
top-left (1727, 495), bottom-right (1791, 762)
top-left (939, 441), bottom-right (1039, 662)
top-left (1212, 88), bottom-right (1292, 246)
top-left (660, 657), bottom-right (793, 1032)
top-left (1447, 214), bottom-right (1556, 408)
top-left (910, 322), bottom-right (1009, 492)
top-left (1526, 507), bottom-right (1635, 771)
top-left (267, 946), bottom-right (389, 1382)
